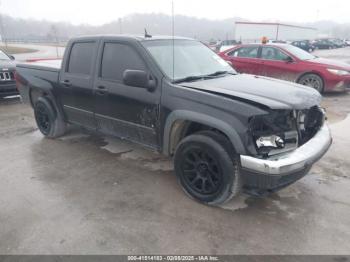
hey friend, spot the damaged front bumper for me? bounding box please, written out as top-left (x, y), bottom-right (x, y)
top-left (240, 125), bottom-right (332, 193)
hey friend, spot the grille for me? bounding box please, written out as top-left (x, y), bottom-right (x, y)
top-left (0, 71), bottom-right (15, 81)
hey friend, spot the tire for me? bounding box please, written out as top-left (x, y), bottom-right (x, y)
top-left (34, 97), bottom-right (66, 138)
top-left (174, 130), bottom-right (241, 206)
top-left (298, 73), bottom-right (324, 93)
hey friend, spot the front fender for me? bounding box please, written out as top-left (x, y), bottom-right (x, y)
top-left (163, 110), bottom-right (246, 156)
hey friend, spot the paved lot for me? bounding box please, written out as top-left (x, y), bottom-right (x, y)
top-left (1, 50), bottom-right (350, 255)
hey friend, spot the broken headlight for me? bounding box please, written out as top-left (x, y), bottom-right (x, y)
top-left (249, 110), bottom-right (299, 157)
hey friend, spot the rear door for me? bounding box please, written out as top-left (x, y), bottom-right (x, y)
top-left (59, 39), bottom-right (99, 129)
top-left (224, 46), bottom-right (262, 75)
top-left (259, 46), bottom-right (300, 82)
top-left (93, 40), bottom-right (161, 148)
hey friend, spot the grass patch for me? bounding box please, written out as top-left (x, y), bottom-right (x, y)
top-left (0, 45), bottom-right (37, 54)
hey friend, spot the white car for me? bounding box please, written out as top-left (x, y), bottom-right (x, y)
top-left (218, 40), bottom-right (239, 52)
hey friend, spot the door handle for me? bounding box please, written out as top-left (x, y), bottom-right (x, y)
top-left (96, 86), bottom-right (108, 96)
top-left (61, 80), bottom-right (72, 87)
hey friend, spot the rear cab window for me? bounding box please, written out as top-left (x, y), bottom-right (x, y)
top-left (67, 42), bottom-right (96, 75)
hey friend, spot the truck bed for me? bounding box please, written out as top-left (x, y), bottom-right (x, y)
top-left (16, 59), bottom-right (62, 105)
top-left (17, 59), bottom-right (62, 72)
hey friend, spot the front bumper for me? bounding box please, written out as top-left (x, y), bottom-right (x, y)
top-left (240, 125), bottom-right (332, 192)
top-left (0, 83), bottom-right (18, 97)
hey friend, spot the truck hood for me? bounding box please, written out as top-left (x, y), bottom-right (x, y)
top-left (180, 74), bottom-right (321, 110)
top-left (0, 60), bottom-right (16, 70)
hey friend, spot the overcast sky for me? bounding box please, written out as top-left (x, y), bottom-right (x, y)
top-left (1, 0), bottom-right (349, 25)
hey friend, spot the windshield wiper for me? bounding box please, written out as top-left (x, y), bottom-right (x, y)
top-left (206, 70), bottom-right (231, 77)
top-left (173, 75), bottom-right (205, 84)
top-left (173, 71), bottom-right (235, 84)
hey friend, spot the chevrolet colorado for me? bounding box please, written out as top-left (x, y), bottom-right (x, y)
top-left (16, 35), bottom-right (332, 205)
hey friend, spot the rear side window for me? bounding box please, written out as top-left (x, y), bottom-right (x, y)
top-left (67, 42), bottom-right (95, 75)
top-left (228, 46), bottom-right (259, 58)
top-left (101, 43), bottom-right (146, 81)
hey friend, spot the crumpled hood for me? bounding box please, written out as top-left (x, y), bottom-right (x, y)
top-left (180, 74), bottom-right (322, 110)
top-left (0, 60), bottom-right (16, 70)
top-left (305, 57), bottom-right (350, 70)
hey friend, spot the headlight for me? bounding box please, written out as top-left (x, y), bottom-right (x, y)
top-left (249, 110), bottom-right (298, 157)
top-left (256, 135), bottom-right (285, 149)
top-left (327, 68), bottom-right (350, 76)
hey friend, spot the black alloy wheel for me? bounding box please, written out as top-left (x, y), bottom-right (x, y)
top-left (181, 147), bottom-right (223, 195)
top-left (174, 131), bottom-right (241, 205)
top-left (35, 101), bottom-right (52, 135)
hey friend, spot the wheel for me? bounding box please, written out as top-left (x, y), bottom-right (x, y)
top-left (174, 131), bottom-right (241, 206)
top-left (34, 97), bottom-right (66, 138)
top-left (298, 74), bottom-right (324, 93)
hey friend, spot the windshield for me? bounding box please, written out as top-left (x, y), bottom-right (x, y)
top-left (142, 39), bottom-right (235, 82)
top-left (0, 50), bottom-right (11, 60)
top-left (282, 45), bottom-right (316, 60)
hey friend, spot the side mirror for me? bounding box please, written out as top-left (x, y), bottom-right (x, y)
top-left (123, 70), bottom-right (156, 92)
top-left (9, 55), bottom-right (15, 60)
top-left (284, 56), bottom-right (294, 63)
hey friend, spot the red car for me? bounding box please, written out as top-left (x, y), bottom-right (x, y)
top-left (219, 43), bottom-right (350, 93)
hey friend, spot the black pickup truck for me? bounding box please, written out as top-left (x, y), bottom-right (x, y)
top-left (16, 35), bottom-right (332, 205)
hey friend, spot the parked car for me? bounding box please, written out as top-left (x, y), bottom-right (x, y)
top-left (291, 40), bottom-right (315, 52)
top-left (0, 49), bottom-right (17, 98)
top-left (329, 39), bottom-right (346, 48)
top-left (220, 43), bottom-right (350, 93)
top-left (313, 39), bottom-right (337, 49)
top-left (16, 35), bottom-right (332, 205)
top-left (268, 40), bottom-right (288, 44)
top-left (217, 40), bottom-right (239, 53)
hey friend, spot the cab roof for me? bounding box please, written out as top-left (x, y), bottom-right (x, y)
top-left (70, 35), bottom-right (194, 42)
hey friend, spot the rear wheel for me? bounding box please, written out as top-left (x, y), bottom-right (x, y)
top-left (34, 97), bottom-right (66, 138)
top-left (298, 74), bottom-right (324, 93)
top-left (174, 131), bottom-right (241, 206)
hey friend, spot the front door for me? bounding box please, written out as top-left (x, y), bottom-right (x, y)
top-left (93, 41), bottom-right (161, 148)
top-left (260, 46), bottom-right (300, 82)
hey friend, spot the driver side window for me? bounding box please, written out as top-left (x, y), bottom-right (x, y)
top-left (261, 47), bottom-right (289, 61)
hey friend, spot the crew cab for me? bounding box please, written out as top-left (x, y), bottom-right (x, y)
top-left (0, 49), bottom-right (17, 98)
top-left (220, 43), bottom-right (350, 93)
top-left (16, 35), bottom-right (332, 205)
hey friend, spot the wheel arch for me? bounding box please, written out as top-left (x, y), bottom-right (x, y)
top-left (29, 86), bottom-right (66, 122)
top-left (163, 110), bottom-right (246, 157)
top-left (296, 71), bottom-right (325, 85)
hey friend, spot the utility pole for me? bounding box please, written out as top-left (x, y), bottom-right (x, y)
top-left (51, 25), bottom-right (60, 58)
top-left (118, 18), bottom-right (123, 34)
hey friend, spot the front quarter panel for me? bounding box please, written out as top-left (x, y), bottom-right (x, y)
top-left (161, 81), bottom-right (268, 156)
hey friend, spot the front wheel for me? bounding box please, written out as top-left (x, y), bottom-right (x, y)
top-left (174, 131), bottom-right (241, 206)
top-left (298, 74), bottom-right (324, 93)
